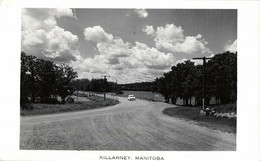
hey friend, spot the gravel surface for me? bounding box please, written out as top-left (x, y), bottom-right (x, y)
top-left (20, 97), bottom-right (236, 150)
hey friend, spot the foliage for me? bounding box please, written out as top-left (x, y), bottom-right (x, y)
top-left (120, 82), bottom-right (154, 91)
top-left (72, 78), bottom-right (121, 93)
top-left (153, 51), bottom-right (237, 105)
top-left (206, 52), bottom-right (237, 104)
top-left (20, 52), bottom-right (78, 107)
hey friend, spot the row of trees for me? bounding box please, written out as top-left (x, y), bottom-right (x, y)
top-left (152, 52), bottom-right (237, 105)
top-left (120, 82), bottom-right (154, 91)
top-left (21, 52), bottom-right (78, 107)
top-left (72, 78), bottom-right (121, 93)
top-left (72, 79), bottom-right (154, 94)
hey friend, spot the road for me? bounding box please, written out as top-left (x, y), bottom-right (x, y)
top-left (20, 97), bottom-right (236, 150)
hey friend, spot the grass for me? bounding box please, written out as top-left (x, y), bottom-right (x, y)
top-left (163, 104), bottom-right (236, 134)
top-left (213, 103), bottom-right (237, 113)
top-left (20, 95), bottom-right (119, 116)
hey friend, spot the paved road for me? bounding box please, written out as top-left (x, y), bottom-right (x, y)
top-left (20, 97), bottom-right (236, 150)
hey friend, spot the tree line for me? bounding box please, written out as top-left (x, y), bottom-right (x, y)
top-left (152, 51), bottom-right (237, 105)
top-left (21, 52), bottom-right (78, 107)
top-left (71, 78), bottom-right (121, 94)
top-left (119, 82), bottom-right (154, 91)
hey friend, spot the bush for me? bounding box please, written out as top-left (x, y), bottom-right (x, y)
top-left (66, 96), bottom-right (75, 103)
top-left (21, 103), bottom-right (34, 110)
top-left (42, 98), bottom-right (60, 104)
top-left (214, 103), bottom-right (237, 113)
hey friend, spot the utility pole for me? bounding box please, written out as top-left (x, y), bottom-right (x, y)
top-left (192, 56), bottom-right (213, 110)
top-left (101, 75), bottom-right (110, 100)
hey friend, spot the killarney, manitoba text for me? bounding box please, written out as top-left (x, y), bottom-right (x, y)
top-left (99, 156), bottom-right (164, 160)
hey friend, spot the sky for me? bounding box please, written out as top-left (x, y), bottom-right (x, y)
top-left (21, 8), bottom-right (237, 84)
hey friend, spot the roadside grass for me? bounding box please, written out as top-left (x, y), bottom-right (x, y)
top-left (163, 104), bottom-right (236, 134)
top-left (213, 103), bottom-right (237, 113)
top-left (21, 95), bottom-right (119, 116)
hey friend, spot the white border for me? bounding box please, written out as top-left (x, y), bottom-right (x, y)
top-left (0, 0), bottom-right (260, 161)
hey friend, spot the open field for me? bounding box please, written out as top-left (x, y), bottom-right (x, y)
top-left (163, 105), bottom-right (236, 133)
top-left (20, 95), bottom-right (119, 116)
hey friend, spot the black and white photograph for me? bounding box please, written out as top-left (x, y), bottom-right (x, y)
top-left (0, 1), bottom-right (260, 161)
top-left (20, 8), bottom-right (237, 151)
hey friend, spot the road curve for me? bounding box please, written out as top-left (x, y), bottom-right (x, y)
top-left (20, 97), bottom-right (236, 150)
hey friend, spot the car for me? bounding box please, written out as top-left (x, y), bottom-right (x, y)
top-left (127, 95), bottom-right (136, 101)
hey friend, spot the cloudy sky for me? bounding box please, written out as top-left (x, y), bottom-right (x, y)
top-left (21, 9), bottom-right (237, 84)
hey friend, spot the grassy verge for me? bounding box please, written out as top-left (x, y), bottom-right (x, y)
top-left (163, 105), bottom-right (236, 134)
top-left (21, 95), bottom-right (119, 116)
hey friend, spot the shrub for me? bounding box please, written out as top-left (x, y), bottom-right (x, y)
top-left (21, 103), bottom-right (34, 110)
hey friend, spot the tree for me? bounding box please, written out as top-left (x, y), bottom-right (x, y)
top-left (20, 52), bottom-right (78, 105)
top-left (207, 52), bottom-right (237, 104)
top-left (36, 58), bottom-right (56, 102)
top-left (153, 76), bottom-right (172, 103)
top-left (55, 64), bottom-right (78, 103)
top-left (152, 51), bottom-right (237, 106)
top-left (191, 65), bottom-right (203, 105)
top-left (177, 61), bottom-right (196, 105)
top-left (20, 52), bottom-right (38, 105)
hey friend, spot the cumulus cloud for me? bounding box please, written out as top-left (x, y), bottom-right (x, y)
top-left (72, 26), bottom-right (176, 83)
top-left (132, 42), bottom-right (176, 69)
top-left (224, 39), bottom-right (237, 53)
top-left (84, 26), bottom-right (114, 43)
top-left (21, 8), bottom-right (79, 63)
top-left (142, 25), bottom-right (155, 35)
top-left (143, 24), bottom-right (212, 55)
top-left (134, 9), bottom-right (148, 18)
